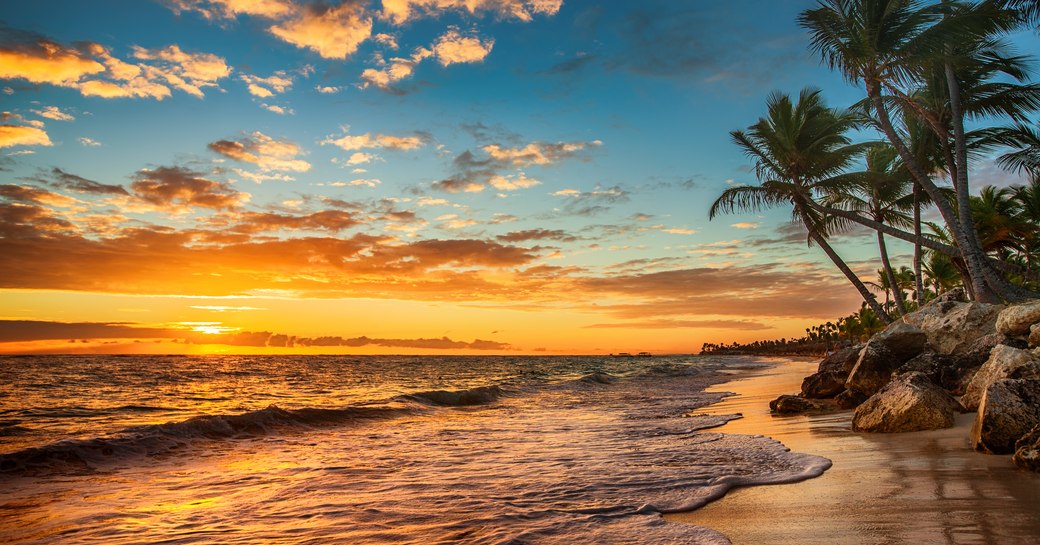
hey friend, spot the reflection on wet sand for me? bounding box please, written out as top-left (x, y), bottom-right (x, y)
top-left (668, 360), bottom-right (1040, 545)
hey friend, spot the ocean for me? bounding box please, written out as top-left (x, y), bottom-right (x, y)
top-left (0, 355), bottom-right (829, 544)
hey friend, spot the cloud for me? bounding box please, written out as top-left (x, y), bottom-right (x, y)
top-left (484, 140), bottom-right (601, 166)
top-left (315, 85), bottom-right (341, 93)
top-left (346, 152), bottom-right (378, 165)
top-left (0, 319), bottom-right (511, 351)
top-left (0, 184), bottom-right (81, 208)
top-left (269, 2), bottom-right (373, 60)
top-left (550, 185), bottom-right (629, 216)
top-left (584, 319), bottom-right (771, 330)
top-left (208, 132), bottom-right (311, 174)
top-left (0, 125), bottom-right (51, 148)
top-left (359, 28), bottom-right (494, 91)
top-left (78, 137), bottom-right (102, 147)
top-left (730, 222), bottom-right (760, 229)
top-left (165, 0), bottom-right (294, 20)
top-left (240, 70), bottom-right (294, 97)
top-left (228, 210), bottom-right (361, 233)
top-left (381, 0), bottom-right (562, 24)
top-left (43, 167), bottom-right (128, 195)
top-left (434, 139), bottom-right (600, 193)
top-left (131, 166), bottom-right (249, 210)
top-left (497, 229), bottom-right (578, 243)
top-left (430, 28), bottom-right (494, 65)
top-left (260, 103), bottom-right (292, 115)
top-left (0, 28), bottom-right (230, 100)
top-left (32, 105), bottom-right (75, 121)
top-left (0, 30), bottom-right (106, 85)
top-left (321, 129), bottom-right (429, 152)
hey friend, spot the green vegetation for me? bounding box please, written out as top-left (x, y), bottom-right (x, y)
top-left (704, 0), bottom-right (1040, 355)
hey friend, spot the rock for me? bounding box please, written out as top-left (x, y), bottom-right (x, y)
top-left (961, 344), bottom-right (1040, 411)
top-left (897, 352), bottom-right (949, 385)
top-left (801, 370), bottom-right (847, 399)
top-left (846, 322), bottom-right (928, 398)
top-left (819, 344), bottom-right (863, 374)
top-left (1030, 324), bottom-right (1040, 349)
top-left (769, 394), bottom-right (833, 414)
top-left (905, 298), bottom-right (1002, 356)
top-left (1013, 424), bottom-right (1040, 472)
top-left (852, 372), bottom-right (963, 433)
top-left (970, 378), bottom-right (1040, 454)
top-left (995, 300), bottom-right (1040, 338)
top-left (835, 388), bottom-right (868, 409)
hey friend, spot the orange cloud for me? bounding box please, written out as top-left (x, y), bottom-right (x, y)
top-left (0, 125), bottom-right (51, 148)
top-left (269, 3), bottom-right (373, 59)
top-left (321, 129), bottom-right (429, 151)
top-left (227, 210), bottom-right (362, 234)
top-left (0, 31), bottom-right (229, 100)
top-left (130, 166), bottom-right (249, 210)
top-left (208, 132), bottom-right (311, 174)
top-left (0, 37), bottom-right (105, 84)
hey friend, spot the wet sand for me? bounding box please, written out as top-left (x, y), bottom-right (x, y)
top-left (667, 359), bottom-right (1040, 544)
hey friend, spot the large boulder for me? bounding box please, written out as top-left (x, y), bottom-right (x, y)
top-left (846, 322), bottom-right (927, 398)
top-left (905, 297), bottom-right (1002, 356)
top-left (1013, 423), bottom-right (1040, 472)
top-left (995, 300), bottom-right (1040, 338)
top-left (852, 372), bottom-right (963, 433)
top-left (961, 344), bottom-right (1040, 411)
top-left (970, 378), bottom-right (1040, 454)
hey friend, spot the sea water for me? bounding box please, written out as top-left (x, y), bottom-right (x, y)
top-left (0, 355), bottom-right (829, 544)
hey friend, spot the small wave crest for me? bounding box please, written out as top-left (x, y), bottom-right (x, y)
top-left (578, 372), bottom-right (618, 385)
top-left (0, 404), bottom-right (412, 476)
top-left (403, 385), bottom-right (506, 407)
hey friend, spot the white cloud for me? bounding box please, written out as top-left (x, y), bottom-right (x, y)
top-left (32, 105), bottom-right (75, 121)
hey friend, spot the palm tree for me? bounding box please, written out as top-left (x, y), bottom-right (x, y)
top-left (799, 0), bottom-right (1029, 302)
top-left (923, 246), bottom-right (963, 294)
top-left (826, 143), bottom-right (917, 315)
top-left (710, 88), bottom-right (892, 322)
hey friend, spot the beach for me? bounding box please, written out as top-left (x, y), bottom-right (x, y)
top-left (669, 359), bottom-right (1040, 544)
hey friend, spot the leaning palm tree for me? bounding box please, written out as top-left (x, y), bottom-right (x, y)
top-left (710, 88), bottom-right (892, 323)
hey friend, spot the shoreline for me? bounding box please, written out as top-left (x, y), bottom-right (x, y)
top-left (667, 358), bottom-right (1040, 544)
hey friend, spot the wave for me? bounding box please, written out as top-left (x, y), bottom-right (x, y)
top-left (0, 404), bottom-right (413, 476)
top-left (578, 372), bottom-right (618, 385)
top-left (403, 385), bottom-right (506, 407)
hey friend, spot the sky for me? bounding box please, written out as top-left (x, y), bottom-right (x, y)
top-left (0, 0), bottom-right (1035, 355)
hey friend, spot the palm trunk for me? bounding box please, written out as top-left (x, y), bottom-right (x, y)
top-left (865, 81), bottom-right (999, 302)
top-left (913, 183), bottom-right (925, 306)
top-left (878, 228), bottom-right (907, 316)
top-left (800, 210), bottom-right (893, 324)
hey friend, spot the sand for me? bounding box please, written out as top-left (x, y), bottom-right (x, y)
top-left (666, 359), bottom-right (1040, 544)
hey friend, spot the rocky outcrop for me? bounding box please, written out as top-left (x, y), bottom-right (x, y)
top-left (835, 389), bottom-right (867, 409)
top-left (1013, 423), bottom-right (1040, 472)
top-left (961, 344), bottom-right (1040, 411)
top-left (852, 372), bottom-right (963, 433)
top-left (995, 300), bottom-right (1040, 338)
top-left (970, 378), bottom-right (1040, 454)
top-left (769, 394), bottom-right (834, 414)
top-left (905, 297), bottom-right (1001, 356)
top-left (845, 323), bottom-right (927, 399)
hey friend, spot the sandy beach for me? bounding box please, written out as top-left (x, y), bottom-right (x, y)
top-left (667, 359), bottom-right (1040, 545)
